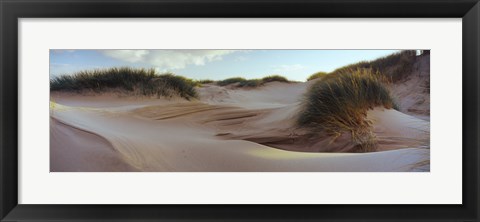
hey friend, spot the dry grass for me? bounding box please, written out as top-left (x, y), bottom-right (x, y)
top-left (297, 69), bottom-right (398, 152)
top-left (307, 71), bottom-right (328, 81)
top-left (261, 75), bottom-right (290, 83)
top-left (50, 67), bottom-right (198, 100)
top-left (216, 77), bottom-right (247, 86)
top-left (195, 79), bottom-right (215, 84)
top-left (330, 50), bottom-right (417, 82)
top-left (217, 75), bottom-right (292, 88)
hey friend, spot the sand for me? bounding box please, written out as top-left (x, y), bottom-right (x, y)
top-left (50, 80), bottom-right (430, 172)
top-left (50, 118), bottom-right (137, 172)
top-left (390, 54), bottom-right (430, 120)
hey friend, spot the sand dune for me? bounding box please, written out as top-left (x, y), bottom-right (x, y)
top-left (50, 118), bottom-right (137, 172)
top-left (50, 80), bottom-right (430, 172)
top-left (390, 54), bottom-right (430, 120)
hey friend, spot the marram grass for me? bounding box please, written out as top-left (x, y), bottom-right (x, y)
top-left (307, 50), bottom-right (419, 83)
top-left (217, 75), bottom-right (291, 88)
top-left (216, 77), bottom-right (247, 86)
top-left (330, 50), bottom-right (417, 82)
top-left (307, 71), bottom-right (328, 81)
top-left (261, 75), bottom-right (290, 83)
top-left (297, 69), bottom-right (398, 152)
top-left (50, 67), bottom-right (198, 100)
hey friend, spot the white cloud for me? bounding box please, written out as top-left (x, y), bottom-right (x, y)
top-left (100, 50), bottom-right (238, 70)
top-left (273, 64), bottom-right (306, 73)
top-left (102, 50), bottom-right (150, 63)
top-left (234, 56), bottom-right (248, 61)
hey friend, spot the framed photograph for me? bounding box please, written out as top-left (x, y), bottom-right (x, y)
top-left (1, 0), bottom-right (478, 221)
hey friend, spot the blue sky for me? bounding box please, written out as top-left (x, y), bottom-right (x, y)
top-left (50, 49), bottom-right (400, 82)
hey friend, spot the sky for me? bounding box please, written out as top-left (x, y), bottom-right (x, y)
top-left (50, 49), bottom-right (400, 82)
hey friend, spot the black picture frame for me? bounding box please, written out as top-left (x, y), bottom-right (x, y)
top-left (1, 0), bottom-right (479, 221)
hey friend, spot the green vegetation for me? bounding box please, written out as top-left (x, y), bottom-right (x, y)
top-left (50, 67), bottom-right (198, 100)
top-left (306, 50), bottom-right (417, 83)
top-left (297, 69), bottom-right (398, 152)
top-left (261, 75), bottom-right (290, 83)
top-left (330, 50), bottom-right (417, 82)
top-left (195, 79), bottom-right (215, 84)
top-left (216, 77), bottom-right (247, 86)
top-left (217, 75), bottom-right (291, 88)
top-left (307, 71), bottom-right (328, 81)
top-left (238, 79), bottom-right (263, 87)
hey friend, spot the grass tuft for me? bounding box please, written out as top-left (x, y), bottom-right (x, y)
top-left (50, 67), bottom-right (198, 100)
top-left (307, 71), bottom-right (328, 81)
top-left (195, 79), bottom-right (215, 84)
top-left (297, 69), bottom-right (398, 152)
top-left (216, 77), bottom-right (247, 86)
top-left (261, 75), bottom-right (290, 83)
top-left (217, 75), bottom-right (291, 88)
top-left (238, 79), bottom-right (263, 87)
top-left (330, 50), bottom-right (417, 82)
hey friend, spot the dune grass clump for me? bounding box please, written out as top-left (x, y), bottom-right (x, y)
top-left (330, 50), bottom-right (417, 82)
top-left (195, 79), bottom-right (215, 84)
top-left (216, 75), bottom-right (291, 88)
top-left (50, 67), bottom-right (198, 100)
top-left (297, 69), bottom-right (398, 152)
top-left (146, 74), bottom-right (198, 99)
top-left (216, 77), bottom-right (247, 86)
top-left (238, 79), bottom-right (263, 87)
top-left (261, 75), bottom-right (290, 83)
top-left (307, 71), bottom-right (328, 81)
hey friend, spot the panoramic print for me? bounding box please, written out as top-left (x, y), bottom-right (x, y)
top-left (50, 49), bottom-right (430, 172)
